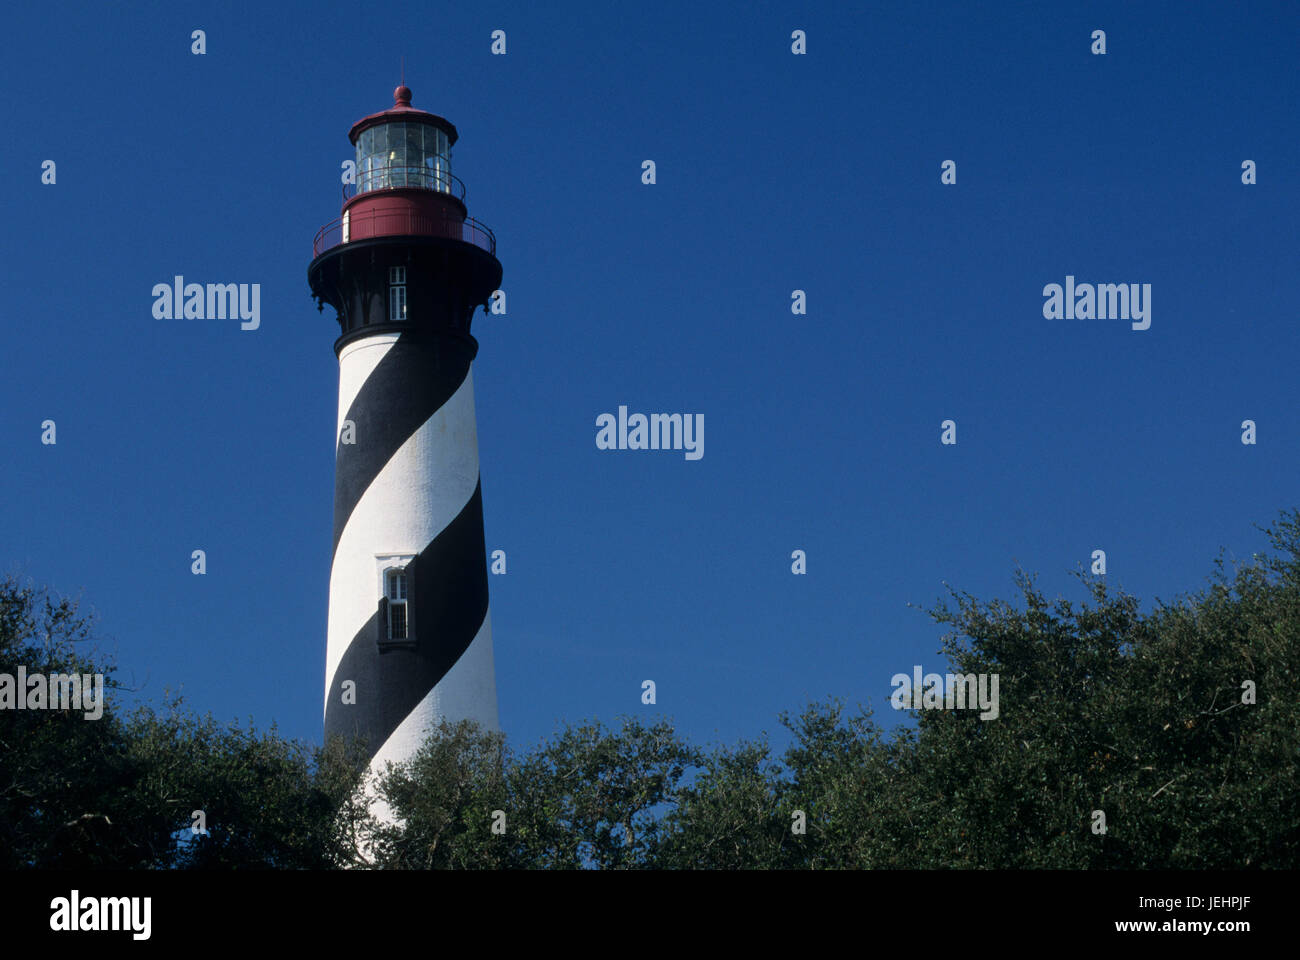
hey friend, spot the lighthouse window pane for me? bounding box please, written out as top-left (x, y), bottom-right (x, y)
top-left (389, 266), bottom-right (406, 323)
top-left (364, 126), bottom-right (388, 191)
top-left (389, 602), bottom-right (407, 640)
top-left (405, 126), bottom-right (424, 187)
top-left (372, 130), bottom-right (386, 189)
top-left (386, 124), bottom-right (402, 185)
top-left (421, 127), bottom-right (437, 192)
top-left (389, 284), bottom-right (406, 322)
top-left (431, 128), bottom-right (450, 192)
top-left (388, 123), bottom-right (405, 165)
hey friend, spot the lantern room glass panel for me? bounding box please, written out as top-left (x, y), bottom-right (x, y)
top-left (404, 125), bottom-right (424, 187)
top-left (355, 122), bottom-right (453, 196)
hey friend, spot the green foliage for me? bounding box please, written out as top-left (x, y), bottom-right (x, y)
top-left (0, 578), bottom-right (168, 868)
top-left (899, 511), bottom-right (1300, 869)
top-left (368, 720), bottom-right (509, 868)
top-left (0, 575), bottom-right (371, 869)
top-left (658, 738), bottom-right (792, 868)
top-left (505, 717), bottom-right (700, 869)
top-left (151, 710), bottom-right (370, 869)
top-left (371, 717), bottom-right (699, 869)
top-left (3, 508), bottom-right (1299, 868)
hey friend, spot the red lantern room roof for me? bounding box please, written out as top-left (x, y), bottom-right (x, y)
top-left (347, 85), bottom-right (459, 146)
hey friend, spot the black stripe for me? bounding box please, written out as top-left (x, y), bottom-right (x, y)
top-left (332, 330), bottom-right (479, 563)
top-left (324, 479), bottom-right (490, 763)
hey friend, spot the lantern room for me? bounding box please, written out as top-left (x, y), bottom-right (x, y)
top-left (351, 85), bottom-right (456, 195)
top-left (308, 85), bottom-right (500, 258)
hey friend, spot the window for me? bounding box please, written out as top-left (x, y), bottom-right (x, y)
top-left (376, 555), bottom-right (416, 649)
top-left (403, 124), bottom-right (423, 188)
top-left (388, 121), bottom-right (406, 179)
top-left (368, 126), bottom-right (390, 191)
top-left (389, 265), bottom-right (406, 322)
top-left (357, 129), bottom-right (375, 191)
top-left (387, 569), bottom-right (408, 639)
top-left (427, 128), bottom-right (450, 193)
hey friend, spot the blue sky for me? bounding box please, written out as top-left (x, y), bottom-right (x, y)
top-left (2, 0), bottom-right (1296, 757)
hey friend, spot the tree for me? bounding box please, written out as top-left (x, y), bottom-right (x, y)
top-left (0, 575), bottom-right (372, 868)
top-left (4, 508), bottom-right (1298, 869)
top-left (0, 576), bottom-right (169, 868)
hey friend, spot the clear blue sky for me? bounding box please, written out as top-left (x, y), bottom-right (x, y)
top-left (2, 0), bottom-right (1296, 756)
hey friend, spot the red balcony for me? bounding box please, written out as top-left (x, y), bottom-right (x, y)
top-left (312, 206), bottom-right (497, 258)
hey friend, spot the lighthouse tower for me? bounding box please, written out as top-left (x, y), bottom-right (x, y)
top-left (309, 86), bottom-right (502, 779)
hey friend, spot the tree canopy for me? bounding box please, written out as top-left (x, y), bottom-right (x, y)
top-left (3, 510), bottom-right (1297, 868)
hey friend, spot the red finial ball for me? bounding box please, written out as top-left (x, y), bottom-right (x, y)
top-left (394, 85), bottom-right (412, 106)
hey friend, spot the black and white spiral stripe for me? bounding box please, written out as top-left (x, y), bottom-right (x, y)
top-left (323, 328), bottom-right (498, 773)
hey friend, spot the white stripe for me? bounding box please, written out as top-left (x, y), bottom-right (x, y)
top-left (324, 367), bottom-right (483, 701)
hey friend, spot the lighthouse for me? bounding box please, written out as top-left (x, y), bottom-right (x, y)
top-left (309, 86), bottom-right (502, 781)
